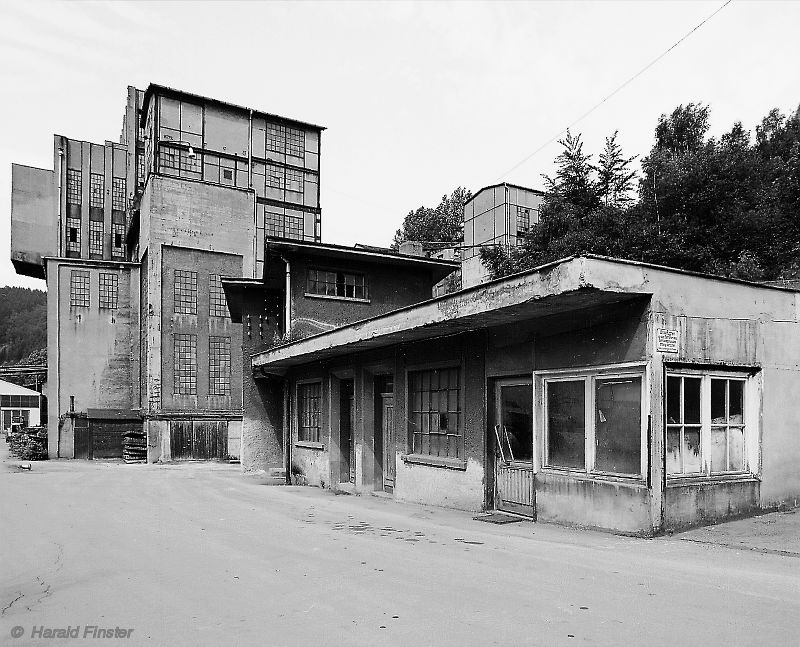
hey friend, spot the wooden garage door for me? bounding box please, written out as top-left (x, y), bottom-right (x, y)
top-left (170, 420), bottom-right (228, 460)
top-left (88, 420), bottom-right (136, 459)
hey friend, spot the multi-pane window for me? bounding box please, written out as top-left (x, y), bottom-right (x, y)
top-left (543, 372), bottom-right (644, 476)
top-left (203, 154), bottom-right (248, 187)
top-left (286, 168), bottom-right (303, 193)
top-left (264, 208), bottom-right (284, 237)
top-left (209, 274), bottom-right (228, 318)
top-left (173, 270), bottom-right (197, 315)
top-left (307, 269), bottom-right (368, 300)
top-left (112, 178), bottom-right (126, 211)
top-left (159, 96), bottom-right (203, 148)
top-left (69, 270), bottom-right (90, 307)
top-left (266, 163), bottom-right (284, 190)
top-left (99, 273), bottom-right (118, 309)
top-left (285, 215), bottom-right (303, 240)
top-left (666, 373), bottom-right (748, 476)
top-left (90, 173), bottom-right (104, 208)
top-left (158, 145), bottom-right (201, 180)
top-left (209, 336), bottom-right (231, 396)
top-left (67, 169), bottom-right (82, 204)
top-left (298, 382), bottom-right (322, 442)
top-left (409, 368), bottom-right (462, 459)
top-left (516, 206), bottom-right (531, 236)
top-left (66, 217), bottom-right (81, 253)
top-left (266, 123), bottom-right (305, 157)
top-left (89, 220), bottom-right (103, 256)
top-left (173, 334), bottom-right (197, 395)
top-left (0, 395), bottom-right (40, 408)
top-left (112, 223), bottom-right (126, 258)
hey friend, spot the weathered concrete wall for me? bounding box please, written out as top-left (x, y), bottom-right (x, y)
top-left (242, 377), bottom-right (284, 472)
top-left (10, 164), bottom-right (56, 276)
top-left (536, 473), bottom-right (653, 535)
top-left (665, 480), bottom-right (760, 530)
top-left (395, 457), bottom-right (485, 511)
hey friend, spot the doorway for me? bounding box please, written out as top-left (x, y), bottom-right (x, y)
top-left (374, 375), bottom-right (395, 492)
top-left (339, 379), bottom-right (355, 484)
top-left (490, 378), bottom-right (535, 517)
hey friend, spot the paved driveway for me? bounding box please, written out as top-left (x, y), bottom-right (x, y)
top-left (1, 448), bottom-right (798, 646)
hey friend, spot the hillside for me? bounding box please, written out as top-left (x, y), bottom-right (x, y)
top-left (0, 286), bottom-right (47, 365)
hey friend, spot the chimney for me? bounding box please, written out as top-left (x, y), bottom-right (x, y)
top-left (398, 241), bottom-right (425, 257)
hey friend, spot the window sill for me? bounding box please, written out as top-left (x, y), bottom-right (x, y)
top-left (540, 467), bottom-right (646, 486)
top-left (401, 454), bottom-right (467, 471)
top-left (303, 292), bottom-right (370, 304)
top-left (666, 473), bottom-right (759, 487)
top-left (295, 441), bottom-right (325, 451)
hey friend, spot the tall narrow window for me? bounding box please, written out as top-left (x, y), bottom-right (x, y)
top-left (173, 334), bottom-right (197, 395)
top-left (89, 220), bottom-right (103, 256)
top-left (408, 368), bottom-right (462, 459)
top-left (710, 378), bottom-right (746, 473)
top-left (209, 336), bottom-right (231, 396)
top-left (209, 274), bottom-right (228, 318)
top-left (173, 270), bottom-right (197, 315)
top-left (516, 206), bottom-right (531, 235)
top-left (69, 270), bottom-right (90, 307)
top-left (66, 217), bottom-right (81, 254)
top-left (665, 376), bottom-right (703, 474)
top-left (67, 169), bottom-right (82, 204)
top-left (112, 177), bottom-right (126, 211)
top-left (90, 173), bottom-right (104, 208)
top-left (298, 382), bottom-right (322, 443)
top-left (99, 273), bottom-right (118, 309)
top-left (112, 223), bottom-right (126, 259)
top-left (594, 377), bottom-right (642, 474)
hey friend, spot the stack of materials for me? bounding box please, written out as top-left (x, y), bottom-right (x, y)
top-left (9, 426), bottom-right (48, 461)
top-left (122, 430), bottom-right (147, 463)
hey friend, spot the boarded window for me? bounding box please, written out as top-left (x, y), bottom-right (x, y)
top-left (173, 334), bottom-right (197, 395)
top-left (298, 382), bottom-right (321, 443)
top-left (408, 368), bottom-right (462, 459)
top-left (546, 380), bottom-right (585, 469)
top-left (594, 377), bottom-right (642, 475)
top-left (69, 270), bottom-right (90, 307)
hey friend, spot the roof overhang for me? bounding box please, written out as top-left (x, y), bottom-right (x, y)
top-left (252, 256), bottom-right (652, 373)
top-left (221, 277), bottom-right (267, 324)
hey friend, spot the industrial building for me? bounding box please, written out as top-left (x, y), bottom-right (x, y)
top-left (1, 378), bottom-right (42, 431)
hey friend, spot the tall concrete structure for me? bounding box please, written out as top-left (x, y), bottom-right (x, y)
top-left (10, 84), bottom-right (325, 460)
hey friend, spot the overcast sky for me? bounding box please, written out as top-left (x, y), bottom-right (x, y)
top-left (2, 0), bottom-right (798, 290)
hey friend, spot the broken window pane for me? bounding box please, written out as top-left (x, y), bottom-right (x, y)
top-left (594, 377), bottom-right (642, 475)
top-left (547, 380), bottom-right (585, 469)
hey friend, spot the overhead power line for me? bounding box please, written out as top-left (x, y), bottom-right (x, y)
top-left (495, 0), bottom-right (733, 181)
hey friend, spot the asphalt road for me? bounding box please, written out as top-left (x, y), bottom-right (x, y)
top-left (1, 449), bottom-right (798, 646)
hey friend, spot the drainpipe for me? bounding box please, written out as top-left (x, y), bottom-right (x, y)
top-left (280, 255), bottom-right (291, 338)
top-left (57, 145), bottom-right (64, 255)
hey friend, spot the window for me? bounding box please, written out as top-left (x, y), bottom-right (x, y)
top-left (67, 169), bottom-right (81, 204)
top-left (209, 336), bottom-right (231, 396)
top-left (89, 220), bottom-right (103, 256)
top-left (666, 373), bottom-right (749, 476)
top-left (543, 371), bottom-right (644, 477)
top-left (112, 178), bottom-right (126, 211)
top-left (286, 167), bottom-right (303, 194)
top-left (99, 273), bottom-right (118, 309)
top-left (264, 208), bottom-right (283, 238)
top-left (266, 163), bottom-right (284, 190)
top-left (159, 96), bottom-right (203, 148)
top-left (112, 223), bottom-right (126, 259)
top-left (158, 144), bottom-right (201, 180)
top-left (307, 269), bottom-right (367, 300)
top-left (90, 173), bottom-right (104, 208)
top-left (69, 270), bottom-right (90, 307)
top-left (285, 215), bottom-right (303, 240)
top-left (209, 274), bottom-right (228, 318)
top-left (298, 382), bottom-right (321, 442)
top-left (173, 270), bottom-right (197, 315)
top-left (203, 154), bottom-right (247, 187)
top-left (516, 206), bottom-right (531, 235)
top-left (1, 395), bottom-right (39, 408)
top-left (409, 368), bottom-right (462, 459)
top-left (266, 122), bottom-right (305, 157)
top-left (173, 334), bottom-right (197, 395)
top-left (66, 217), bottom-right (81, 253)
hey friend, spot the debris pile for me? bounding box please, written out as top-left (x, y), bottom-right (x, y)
top-left (9, 426), bottom-right (48, 461)
top-left (123, 430), bottom-right (147, 464)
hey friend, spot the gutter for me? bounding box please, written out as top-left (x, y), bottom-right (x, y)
top-left (280, 255), bottom-right (291, 336)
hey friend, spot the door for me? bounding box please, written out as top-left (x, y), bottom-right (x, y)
top-left (339, 380), bottom-right (355, 483)
top-left (89, 420), bottom-right (127, 459)
top-left (170, 420), bottom-right (228, 460)
top-left (381, 394), bottom-right (395, 491)
top-left (492, 380), bottom-right (535, 517)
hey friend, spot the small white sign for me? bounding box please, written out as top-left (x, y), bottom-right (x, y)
top-left (656, 328), bottom-right (679, 353)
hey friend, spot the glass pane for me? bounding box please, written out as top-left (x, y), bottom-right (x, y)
top-left (729, 380), bottom-right (744, 425)
top-left (547, 380), bottom-right (585, 469)
top-left (683, 378), bottom-right (701, 424)
top-left (501, 384), bottom-right (533, 462)
top-left (729, 427), bottom-right (745, 471)
top-left (666, 429), bottom-right (682, 474)
top-left (683, 428), bottom-right (702, 473)
top-left (160, 96), bottom-right (180, 129)
top-left (666, 376), bottom-right (681, 424)
top-left (595, 377), bottom-right (642, 474)
top-left (711, 426), bottom-right (727, 472)
top-left (711, 379), bottom-right (726, 424)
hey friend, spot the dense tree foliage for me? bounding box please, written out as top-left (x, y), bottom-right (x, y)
top-left (392, 187), bottom-right (472, 250)
top-left (0, 287), bottom-right (47, 365)
top-left (482, 103), bottom-right (800, 282)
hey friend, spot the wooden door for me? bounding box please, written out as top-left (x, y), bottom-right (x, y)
top-left (170, 420), bottom-right (228, 460)
top-left (381, 394), bottom-right (395, 491)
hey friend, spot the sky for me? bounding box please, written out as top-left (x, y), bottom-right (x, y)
top-left (1, 0), bottom-right (799, 290)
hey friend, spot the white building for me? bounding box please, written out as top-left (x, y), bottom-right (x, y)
top-left (1, 378), bottom-right (42, 430)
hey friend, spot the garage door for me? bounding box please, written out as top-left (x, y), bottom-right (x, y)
top-left (170, 420), bottom-right (228, 460)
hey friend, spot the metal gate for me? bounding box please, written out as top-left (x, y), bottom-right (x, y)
top-left (170, 420), bottom-right (228, 460)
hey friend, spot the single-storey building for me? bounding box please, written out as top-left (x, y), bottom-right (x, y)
top-left (250, 255), bottom-right (800, 535)
top-left (1, 378), bottom-right (42, 431)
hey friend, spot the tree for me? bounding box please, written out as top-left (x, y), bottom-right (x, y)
top-left (654, 103), bottom-right (710, 154)
top-left (596, 131), bottom-right (637, 207)
top-left (391, 187), bottom-right (472, 249)
top-left (542, 130), bottom-right (598, 211)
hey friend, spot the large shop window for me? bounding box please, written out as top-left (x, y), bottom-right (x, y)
top-left (666, 372), bottom-right (750, 476)
top-left (544, 373), bottom-right (644, 477)
top-left (298, 382), bottom-right (322, 443)
top-left (408, 368), bottom-right (462, 459)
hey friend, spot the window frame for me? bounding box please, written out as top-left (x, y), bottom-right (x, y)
top-left (405, 365), bottom-right (464, 462)
top-left (538, 364), bottom-right (648, 480)
top-left (296, 380), bottom-right (323, 444)
top-left (665, 368), bottom-right (755, 479)
top-left (305, 268), bottom-right (369, 302)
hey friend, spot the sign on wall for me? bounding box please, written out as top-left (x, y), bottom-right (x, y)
top-left (656, 328), bottom-right (679, 353)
